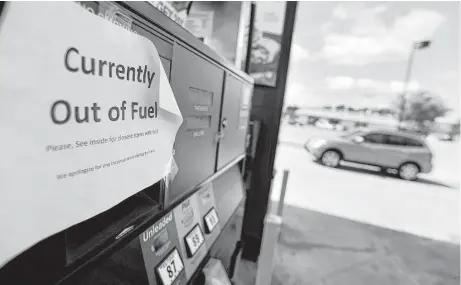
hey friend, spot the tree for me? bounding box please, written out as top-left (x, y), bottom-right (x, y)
top-left (284, 105), bottom-right (299, 120)
top-left (347, 107), bottom-right (357, 113)
top-left (394, 91), bottom-right (448, 130)
top-left (450, 119), bottom-right (460, 136)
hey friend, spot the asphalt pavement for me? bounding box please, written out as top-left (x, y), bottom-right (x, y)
top-left (256, 124), bottom-right (460, 285)
top-left (270, 204), bottom-right (460, 285)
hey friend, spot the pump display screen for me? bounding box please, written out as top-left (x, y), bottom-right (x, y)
top-left (204, 208), bottom-right (219, 233)
top-left (155, 248), bottom-right (184, 285)
top-left (184, 224), bottom-right (205, 257)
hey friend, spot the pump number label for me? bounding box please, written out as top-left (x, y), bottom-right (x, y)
top-left (184, 224), bottom-right (205, 257)
top-left (204, 208), bottom-right (219, 234)
top-left (156, 248), bottom-right (184, 285)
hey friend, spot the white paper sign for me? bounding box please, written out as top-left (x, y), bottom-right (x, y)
top-left (0, 2), bottom-right (183, 267)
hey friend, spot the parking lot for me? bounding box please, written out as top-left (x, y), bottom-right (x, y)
top-left (263, 124), bottom-right (460, 285)
top-left (272, 124), bottom-right (460, 244)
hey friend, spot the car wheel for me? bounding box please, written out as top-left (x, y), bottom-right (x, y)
top-left (321, 150), bottom-right (341, 168)
top-left (399, 163), bottom-right (419, 181)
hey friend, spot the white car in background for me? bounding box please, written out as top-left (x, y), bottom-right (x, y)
top-left (315, 119), bottom-right (334, 130)
top-left (334, 124), bottom-right (347, 131)
top-left (304, 128), bottom-right (433, 181)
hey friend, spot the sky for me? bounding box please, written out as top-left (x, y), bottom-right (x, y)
top-left (284, 1), bottom-right (459, 116)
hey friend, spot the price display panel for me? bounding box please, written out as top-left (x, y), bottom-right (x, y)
top-left (184, 224), bottom-right (205, 258)
top-left (155, 248), bottom-right (185, 285)
top-left (204, 208), bottom-right (219, 234)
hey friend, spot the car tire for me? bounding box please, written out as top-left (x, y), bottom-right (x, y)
top-left (321, 150), bottom-right (341, 168)
top-left (399, 162), bottom-right (419, 181)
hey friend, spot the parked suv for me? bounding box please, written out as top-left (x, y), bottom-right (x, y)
top-left (304, 128), bottom-right (433, 180)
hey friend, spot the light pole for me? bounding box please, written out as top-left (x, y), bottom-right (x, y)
top-left (398, 40), bottom-right (431, 128)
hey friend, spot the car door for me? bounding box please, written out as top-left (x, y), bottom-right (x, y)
top-left (378, 134), bottom-right (409, 167)
top-left (340, 132), bottom-right (373, 163)
top-left (358, 132), bottom-right (388, 166)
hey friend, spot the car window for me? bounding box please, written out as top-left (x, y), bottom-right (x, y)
top-left (363, 133), bottom-right (386, 144)
top-left (386, 135), bottom-right (407, 146)
top-left (405, 138), bottom-right (424, 147)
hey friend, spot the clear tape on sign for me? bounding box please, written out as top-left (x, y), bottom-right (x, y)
top-left (163, 155), bottom-right (179, 189)
top-left (98, 2), bottom-right (134, 30)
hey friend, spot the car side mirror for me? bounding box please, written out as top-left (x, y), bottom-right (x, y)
top-left (352, 136), bottom-right (364, 144)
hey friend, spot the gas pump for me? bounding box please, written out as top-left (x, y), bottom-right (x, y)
top-left (0, 2), bottom-right (253, 285)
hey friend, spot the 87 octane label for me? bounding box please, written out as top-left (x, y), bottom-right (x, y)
top-left (156, 248), bottom-right (184, 285)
